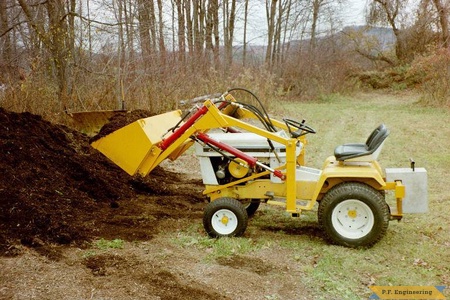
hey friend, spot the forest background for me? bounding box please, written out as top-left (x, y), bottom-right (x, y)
top-left (1, 0), bottom-right (450, 122)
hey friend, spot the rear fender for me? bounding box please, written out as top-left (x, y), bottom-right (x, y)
top-left (311, 156), bottom-right (386, 202)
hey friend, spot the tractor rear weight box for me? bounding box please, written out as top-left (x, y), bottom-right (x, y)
top-left (385, 167), bottom-right (428, 213)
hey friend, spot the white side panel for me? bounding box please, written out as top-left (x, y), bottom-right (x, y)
top-left (296, 166), bottom-right (322, 181)
top-left (198, 157), bottom-right (219, 185)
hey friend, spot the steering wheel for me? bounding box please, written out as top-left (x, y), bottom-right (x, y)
top-left (283, 118), bottom-right (316, 137)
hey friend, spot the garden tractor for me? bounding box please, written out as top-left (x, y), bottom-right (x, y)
top-left (90, 89), bottom-right (427, 248)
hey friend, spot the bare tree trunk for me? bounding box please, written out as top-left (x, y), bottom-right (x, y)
top-left (267, 0), bottom-right (292, 68)
top-left (86, 0), bottom-right (92, 57)
top-left (185, 0), bottom-right (194, 54)
top-left (223, 0), bottom-right (236, 66)
top-left (18, 0), bottom-right (72, 110)
top-left (171, 0), bottom-right (176, 53)
top-left (156, 0), bottom-right (166, 63)
top-left (0, 0), bottom-right (12, 63)
top-left (432, 0), bottom-right (449, 48)
top-left (148, 0), bottom-right (157, 53)
top-left (212, 0), bottom-right (220, 68)
top-left (310, 0), bottom-right (321, 51)
top-left (205, 0), bottom-right (215, 66)
top-left (136, 0), bottom-right (157, 60)
top-left (175, 0), bottom-right (186, 65)
top-left (47, 0), bottom-right (70, 110)
top-left (265, 0), bottom-right (277, 68)
top-left (243, 0), bottom-right (249, 67)
top-left (68, 0), bottom-right (76, 62)
top-left (115, 0), bottom-right (126, 65)
top-left (272, 0), bottom-right (283, 66)
top-left (193, 0), bottom-right (206, 61)
top-left (281, 0), bottom-right (292, 64)
top-left (138, 0), bottom-right (152, 69)
top-left (114, 0), bottom-right (126, 109)
top-left (371, 0), bottom-right (407, 63)
top-left (124, 0), bottom-right (135, 62)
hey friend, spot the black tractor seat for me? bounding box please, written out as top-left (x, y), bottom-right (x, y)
top-left (334, 124), bottom-right (390, 162)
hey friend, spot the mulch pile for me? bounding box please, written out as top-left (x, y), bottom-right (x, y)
top-left (0, 108), bottom-right (200, 257)
top-left (89, 109), bottom-right (155, 142)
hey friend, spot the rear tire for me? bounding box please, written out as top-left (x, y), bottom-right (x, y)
top-left (203, 197), bottom-right (248, 238)
top-left (318, 182), bottom-right (389, 248)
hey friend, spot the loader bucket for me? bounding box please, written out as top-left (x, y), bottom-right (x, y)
top-left (68, 110), bottom-right (127, 136)
top-left (90, 110), bottom-right (183, 176)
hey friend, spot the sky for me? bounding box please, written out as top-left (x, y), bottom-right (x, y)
top-left (86, 0), bottom-right (370, 48)
top-left (345, 0), bottom-right (368, 25)
top-left (237, 0), bottom-right (369, 45)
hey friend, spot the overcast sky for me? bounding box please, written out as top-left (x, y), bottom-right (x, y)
top-left (237, 0), bottom-right (369, 45)
top-left (87, 0), bottom-right (370, 49)
top-left (345, 0), bottom-right (368, 25)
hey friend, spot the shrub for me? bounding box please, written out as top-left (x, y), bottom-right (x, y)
top-left (408, 48), bottom-right (450, 107)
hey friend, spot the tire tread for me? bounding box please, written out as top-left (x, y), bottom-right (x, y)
top-left (318, 182), bottom-right (389, 248)
top-left (203, 197), bottom-right (248, 238)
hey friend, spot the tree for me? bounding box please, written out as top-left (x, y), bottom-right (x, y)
top-left (265, 0), bottom-right (297, 69)
top-left (310, 0), bottom-right (323, 50)
top-left (18, 0), bottom-right (73, 109)
top-left (174, 0), bottom-right (186, 64)
top-left (137, 0), bottom-right (155, 69)
top-left (367, 0), bottom-right (409, 63)
top-left (242, 0), bottom-right (249, 67)
top-left (156, 0), bottom-right (166, 63)
top-left (265, 0), bottom-right (277, 66)
top-left (431, 0), bottom-right (449, 48)
top-left (206, 0), bottom-right (220, 68)
top-left (223, 0), bottom-right (236, 66)
top-left (0, 0), bottom-right (12, 64)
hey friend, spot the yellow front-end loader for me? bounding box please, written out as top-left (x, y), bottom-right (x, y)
top-left (90, 89), bottom-right (427, 248)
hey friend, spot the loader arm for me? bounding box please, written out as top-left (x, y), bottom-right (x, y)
top-left (91, 92), bottom-right (309, 176)
top-left (218, 96), bottom-right (308, 165)
top-left (91, 93), bottom-right (306, 213)
top-left (92, 94), bottom-right (306, 213)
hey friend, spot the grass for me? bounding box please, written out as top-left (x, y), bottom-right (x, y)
top-left (94, 238), bottom-right (125, 250)
top-left (171, 90), bottom-right (450, 299)
top-left (274, 90), bottom-right (450, 298)
top-left (81, 238), bottom-right (126, 258)
top-left (173, 224), bottom-right (264, 260)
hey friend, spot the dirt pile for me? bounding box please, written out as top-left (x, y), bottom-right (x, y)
top-left (89, 109), bottom-right (155, 142)
top-left (0, 108), bottom-right (204, 257)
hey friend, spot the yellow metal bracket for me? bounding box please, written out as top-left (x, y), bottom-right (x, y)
top-left (384, 180), bottom-right (404, 220)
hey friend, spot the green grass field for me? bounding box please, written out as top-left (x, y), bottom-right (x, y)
top-left (271, 91), bottom-right (450, 298)
top-left (174, 90), bottom-right (450, 299)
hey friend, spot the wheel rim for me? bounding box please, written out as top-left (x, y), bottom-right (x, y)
top-left (211, 209), bottom-right (238, 235)
top-left (331, 199), bottom-right (375, 239)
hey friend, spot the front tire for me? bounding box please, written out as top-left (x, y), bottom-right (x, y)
top-left (242, 199), bottom-right (260, 217)
top-left (203, 197), bottom-right (248, 238)
top-left (318, 182), bottom-right (390, 248)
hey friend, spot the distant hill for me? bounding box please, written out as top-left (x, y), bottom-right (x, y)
top-left (233, 25), bottom-right (396, 61)
top-left (341, 25), bottom-right (396, 50)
